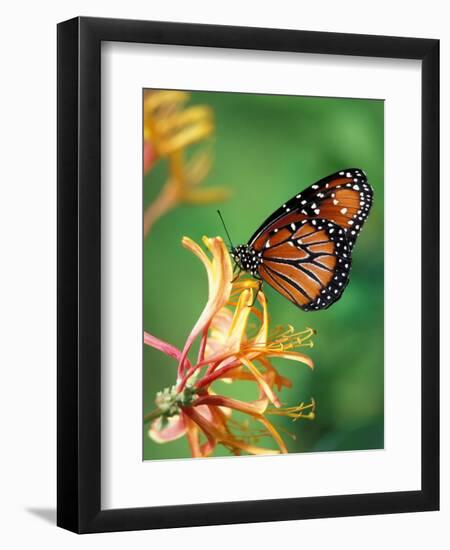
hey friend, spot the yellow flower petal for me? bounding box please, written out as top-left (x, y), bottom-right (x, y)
top-left (265, 350), bottom-right (314, 369)
top-left (255, 415), bottom-right (288, 454)
top-left (177, 237), bottom-right (232, 383)
top-left (252, 291), bottom-right (269, 347)
top-left (205, 308), bottom-right (233, 354)
top-left (182, 236), bottom-right (212, 286)
top-left (242, 348), bottom-right (314, 369)
top-left (157, 121), bottom-right (214, 156)
top-left (185, 149), bottom-right (213, 185)
top-left (144, 90), bottom-right (189, 112)
top-left (226, 288), bottom-right (253, 351)
top-left (156, 105), bottom-right (213, 134)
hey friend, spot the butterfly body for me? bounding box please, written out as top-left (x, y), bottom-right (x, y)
top-left (231, 244), bottom-right (262, 278)
top-left (230, 168), bottom-right (373, 311)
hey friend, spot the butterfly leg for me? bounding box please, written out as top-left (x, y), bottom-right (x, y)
top-left (231, 268), bottom-right (242, 283)
top-left (249, 279), bottom-right (263, 307)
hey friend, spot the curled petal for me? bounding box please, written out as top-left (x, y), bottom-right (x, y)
top-left (182, 236), bottom-right (212, 286)
top-left (240, 357), bottom-right (281, 407)
top-left (265, 350), bottom-right (314, 369)
top-left (149, 415), bottom-right (186, 443)
top-left (178, 237), bottom-right (232, 381)
top-left (203, 236), bottom-right (233, 301)
top-left (199, 395), bottom-right (286, 454)
top-left (258, 357), bottom-right (292, 390)
top-left (199, 429), bottom-right (217, 457)
top-left (183, 407), bottom-right (281, 456)
top-left (185, 405), bottom-right (218, 457)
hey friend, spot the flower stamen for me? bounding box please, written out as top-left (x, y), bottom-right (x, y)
top-left (266, 399), bottom-right (316, 421)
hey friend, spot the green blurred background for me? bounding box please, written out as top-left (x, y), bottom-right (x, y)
top-left (143, 91), bottom-right (384, 460)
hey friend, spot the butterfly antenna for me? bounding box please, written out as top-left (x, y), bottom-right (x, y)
top-left (217, 210), bottom-right (234, 249)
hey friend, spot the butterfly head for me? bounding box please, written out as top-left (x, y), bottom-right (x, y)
top-left (231, 244), bottom-right (262, 276)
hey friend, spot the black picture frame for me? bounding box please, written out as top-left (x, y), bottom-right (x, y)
top-left (57, 16), bottom-right (439, 533)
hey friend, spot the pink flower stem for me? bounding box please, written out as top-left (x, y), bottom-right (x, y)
top-left (188, 350), bottom-right (237, 371)
top-left (193, 395), bottom-right (261, 416)
top-left (180, 348), bottom-right (259, 393)
top-left (205, 358), bottom-right (223, 376)
top-left (197, 324), bottom-right (210, 364)
top-left (177, 364), bottom-right (200, 392)
top-left (144, 331), bottom-right (192, 369)
top-left (195, 359), bottom-right (242, 389)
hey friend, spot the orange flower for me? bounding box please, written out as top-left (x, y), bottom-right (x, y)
top-left (143, 91), bottom-right (230, 237)
top-left (144, 236), bottom-right (315, 457)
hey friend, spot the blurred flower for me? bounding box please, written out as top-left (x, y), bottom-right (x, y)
top-left (143, 91), bottom-right (230, 237)
top-left (144, 236), bottom-right (316, 457)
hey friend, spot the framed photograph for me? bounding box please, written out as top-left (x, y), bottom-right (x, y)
top-left (57, 17), bottom-right (439, 533)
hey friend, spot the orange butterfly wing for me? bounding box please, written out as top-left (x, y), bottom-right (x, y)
top-left (257, 218), bottom-right (351, 311)
top-left (250, 168), bottom-right (373, 251)
top-left (245, 168), bottom-right (373, 311)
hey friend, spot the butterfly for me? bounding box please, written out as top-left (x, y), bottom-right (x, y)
top-left (226, 168), bottom-right (374, 311)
